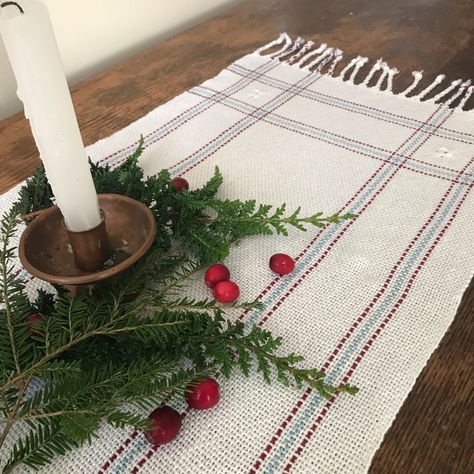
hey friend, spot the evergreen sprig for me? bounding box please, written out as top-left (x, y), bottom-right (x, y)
top-left (14, 136), bottom-right (353, 263)
top-left (0, 140), bottom-right (357, 473)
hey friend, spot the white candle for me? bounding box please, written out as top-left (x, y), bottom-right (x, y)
top-left (0, 0), bottom-right (101, 232)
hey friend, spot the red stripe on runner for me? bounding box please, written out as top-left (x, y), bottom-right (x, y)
top-left (174, 70), bottom-right (320, 177)
top-left (95, 59), bottom-right (278, 168)
top-left (230, 63), bottom-right (474, 141)
top-left (247, 104), bottom-right (448, 473)
top-left (323, 154), bottom-right (474, 371)
top-left (97, 431), bottom-right (139, 474)
top-left (189, 87), bottom-right (470, 185)
top-left (283, 175), bottom-right (474, 473)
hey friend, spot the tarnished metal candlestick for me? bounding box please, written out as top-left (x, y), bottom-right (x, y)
top-left (66, 214), bottom-right (111, 272)
top-left (19, 194), bottom-right (156, 292)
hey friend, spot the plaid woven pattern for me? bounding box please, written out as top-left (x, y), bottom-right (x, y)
top-left (1, 34), bottom-right (473, 473)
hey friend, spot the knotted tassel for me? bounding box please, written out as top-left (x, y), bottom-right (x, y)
top-left (411, 74), bottom-right (445, 100)
top-left (374, 63), bottom-right (390, 90)
top-left (304, 47), bottom-right (334, 71)
top-left (385, 67), bottom-right (399, 92)
top-left (431, 79), bottom-right (463, 103)
top-left (362, 58), bottom-right (384, 86)
top-left (327, 49), bottom-right (344, 76)
top-left (277, 36), bottom-right (305, 61)
top-left (401, 71), bottom-right (423, 96)
top-left (458, 85), bottom-right (473, 110)
top-left (348, 57), bottom-right (369, 83)
top-left (288, 40), bottom-right (315, 65)
top-left (269, 33), bottom-right (293, 58)
top-left (295, 43), bottom-right (327, 67)
top-left (254, 33), bottom-right (287, 56)
top-left (444, 80), bottom-right (472, 106)
top-left (338, 55), bottom-right (362, 81)
top-left (315, 49), bottom-right (338, 73)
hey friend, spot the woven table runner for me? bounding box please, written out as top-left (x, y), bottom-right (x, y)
top-left (1, 33), bottom-right (473, 473)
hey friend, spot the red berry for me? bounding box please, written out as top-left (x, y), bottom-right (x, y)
top-left (204, 264), bottom-right (230, 288)
top-left (269, 253), bottom-right (295, 276)
top-left (213, 280), bottom-right (239, 303)
top-left (26, 313), bottom-right (44, 336)
top-left (170, 177), bottom-right (189, 192)
top-left (186, 378), bottom-right (220, 410)
top-left (145, 406), bottom-right (182, 446)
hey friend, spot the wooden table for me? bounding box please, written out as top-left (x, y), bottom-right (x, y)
top-left (0, 0), bottom-right (472, 472)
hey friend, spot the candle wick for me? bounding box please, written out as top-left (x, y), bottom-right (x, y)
top-left (0, 2), bottom-right (24, 14)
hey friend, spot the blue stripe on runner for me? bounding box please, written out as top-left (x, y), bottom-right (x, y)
top-left (228, 63), bottom-right (474, 146)
top-left (261, 176), bottom-right (470, 474)
top-left (244, 106), bottom-right (454, 329)
top-left (97, 58), bottom-right (278, 168)
top-left (191, 86), bottom-right (474, 185)
top-left (170, 72), bottom-right (321, 176)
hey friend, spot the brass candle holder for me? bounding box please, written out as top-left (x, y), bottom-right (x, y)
top-left (19, 194), bottom-right (156, 293)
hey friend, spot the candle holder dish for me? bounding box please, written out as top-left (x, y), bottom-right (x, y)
top-left (19, 194), bottom-right (156, 293)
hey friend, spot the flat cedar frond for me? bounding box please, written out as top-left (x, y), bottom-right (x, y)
top-left (0, 139), bottom-right (357, 473)
top-left (0, 210), bottom-right (38, 377)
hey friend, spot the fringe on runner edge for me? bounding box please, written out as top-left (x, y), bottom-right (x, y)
top-left (253, 33), bottom-right (473, 112)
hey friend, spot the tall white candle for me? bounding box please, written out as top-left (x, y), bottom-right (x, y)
top-left (0, 0), bottom-right (101, 232)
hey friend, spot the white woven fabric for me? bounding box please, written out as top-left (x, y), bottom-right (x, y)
top-left (2, 35), bottom-right (474, 473)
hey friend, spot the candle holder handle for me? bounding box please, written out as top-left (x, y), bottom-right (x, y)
top-left (0, 2), bottom-right (24, 14)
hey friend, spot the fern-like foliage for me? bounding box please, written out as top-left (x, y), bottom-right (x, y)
top-left (0, 140), bottom-right (357, 473)
top-left (0, 210), bottom-right (38, 379)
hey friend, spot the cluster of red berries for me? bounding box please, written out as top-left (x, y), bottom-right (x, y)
top-left (169, 175), bottom-right (296, 303)
top-left (205, 263), bottom-right (239, 302)
top-left (205, 253), bottom-right (295, 304)
top-left (145, 378), bottom-right (220, 445)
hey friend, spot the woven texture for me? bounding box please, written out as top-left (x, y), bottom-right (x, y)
top-left (2, 35), bottom-right (474, 473)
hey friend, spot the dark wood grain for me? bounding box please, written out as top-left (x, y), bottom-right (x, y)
top-left (0, 0), bottom-right (472, 472)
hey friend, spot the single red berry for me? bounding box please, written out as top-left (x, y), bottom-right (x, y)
top-left (186, 378), bottom-right (220, 410)
top-left (204, 263), bottom-right (230, 288)
top-left (26, 313), bottom-right (44, 336)
top-left (269, 253), bottom-right (295, 276)
top-left (170, 177), bottom-right (189, 192)
top-left (213, 280), bottom-right (240, 303)
top-left (145, 406), bottom-right (182, 446)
